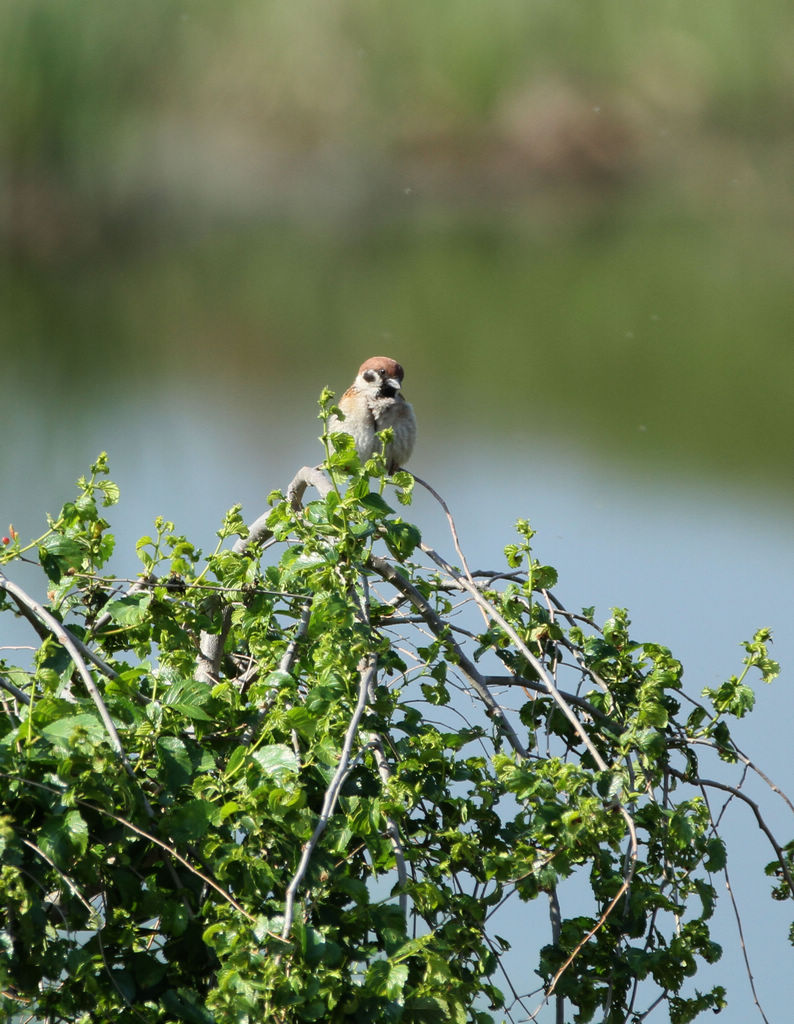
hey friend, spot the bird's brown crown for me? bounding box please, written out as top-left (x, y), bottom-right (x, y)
top-left (357, 356), bottom-right (405, 382)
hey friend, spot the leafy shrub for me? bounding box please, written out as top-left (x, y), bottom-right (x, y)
top-left (0, 406), bottom-right (790, 1024)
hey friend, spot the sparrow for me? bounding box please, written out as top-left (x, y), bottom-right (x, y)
top-left (329, 356), bottom-right (417, 473)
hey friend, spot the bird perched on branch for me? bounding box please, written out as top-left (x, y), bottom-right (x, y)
top-left (329, 356), bottom-right (416, 474)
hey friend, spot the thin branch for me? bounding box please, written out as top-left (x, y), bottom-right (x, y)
top-left (196, 467), bottom-right (328, 684)
top-left (241, 600), bottom-right (313, 748)
top-left (731, 748), bottom-right (794, 817)
top-left (369, 732), bottom-right (409, 918)
top-left (368, 555), bottom-right (529, 758)
top-left (419, 544), bottom-right (609, 772)
top-left (543, 807), bottom-right (638, 1002)
top-left (411, 474), bottom-right (485, 626)
top-left (21, 839), bottom-right (98, 920)
top-left (540, 590), bottom-right (610, 695)
top-left (548, 887), bottom-right (564, 1024)
top-left (0, 674), bottom-right (31, 706)
top-left (287, 465), bottom-right (333, 510)
top-left (88, 805), bottom-right (255, 923)
top-left (281, 654), bottom-right (378, 940)
top-left (1, 574), bottom-right (119, 683)
top-left (721, 862), bottom-right (770, 1024)
top-left (634, 990), bottom-right (668, 1021)
top-left (669, 768), bottom-right (794, 898)
top-left (485, 675), bottom-right (619, 731)
top-left (0, 571), bottom-right (135, 779)
top-left (483, 932), bottom-right (532, 1023)
top-left (75, 571), bottom-right (303, 602)
top-left (687, 737), bottom-right (794, 818)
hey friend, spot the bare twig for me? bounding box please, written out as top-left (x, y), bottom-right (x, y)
top-left (721, 862), bottom-right (770, 1024)
top-left (670, 768), bottom-right (794, 898)
top-left (74, 572), bottom-right (303, 602)
top-left (369, 732), bottom-right (409, 918)
top-left (548, 887), bottom-right (564, 1024)
top-left (240, 600), bottom-right (313, 748)
top-left (0, 674), bottom-right (31, 706)
top-left (1, 574), bottom-right (119, 683)
top-left (419, 544), bottom-right (609, 772)
top-left (693, 776), bottom-right (770, 1022)
top-left (368, 555), bottom-right (529, 758)
top-left (687, 737), bottom-right (794, 818)
top-left (542, 807), bottom-right (638, 1003)
top-left (281, 654), bottom-right (378, 940)
top-left (0, 571), bottom-right (134, 778)
top-left (196, 466), bottom-right (329, 684)
top-left (21, 839), bottom-right (98, 920)
top-left (411, 474), bottom-right (485, 625)
top-left (485, 675), bottom-right (618, 731)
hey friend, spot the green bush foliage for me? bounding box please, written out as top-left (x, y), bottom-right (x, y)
top-left (0, 407), bottom-right (790, 1024)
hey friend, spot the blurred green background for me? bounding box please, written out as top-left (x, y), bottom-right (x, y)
top-left (2, 1), bottom-right (794, 1019)
top-left (2, 0), bottom-right (793, 491)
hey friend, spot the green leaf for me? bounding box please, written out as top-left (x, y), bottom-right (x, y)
top-left (74, 493), bottom-right (98, 521)
top-left (161, 988), bottom-right (215, 1024)
top-left (162, 678), bottom-right (213, 721)
top-left (360, 493), bottom-right (394, 517)
top-left (225, 745), bottom-right (247, 777)
top-left (304, 501), bottom-right (329, 526)
top-left (639, 700), bottom-right (669, 728)
top-left (157, 736), bottom-right (193, 789)
top-left (39, 536), bottom-right (84, 581)
top-left (41, 713), bottom-right (108, 746)
top-left (286, 705), bottom-right (318, 740)
top-left (64, 810), bottom-right (89, 856)
top-left (704, 837), bottom-right (727, 873)
top-left (583, 636), bottom-right (619, 664)
top-left (251, 744), bottom-right (300, 782)
top-left (384, 961), bottom-right (409, 999)
top-left (365, 958), bottom-right (390, 994)
top-left (38, 811), bottom-right (88, 867)
top-left (281, 547), bottom-right (328, 581)
top-left (532, 564), bottom-right (558, 589)
top-left (384, 520), bottom-right (421, 559)
top-left (301, 925), bottom-right (342, 968)
top-left (595, 770), bottom-right (625, 803)
top-left (104, 592), bottom-right (152, 626)
top-left (97, 479), bottom-right (121, 506)
top-left (162, 800), bottom-right (213, 842)
top-left (704, 677), bottom-right (755, 718)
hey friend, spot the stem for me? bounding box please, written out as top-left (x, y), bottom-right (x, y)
top-left (280, 654), bottom-right (378, 940)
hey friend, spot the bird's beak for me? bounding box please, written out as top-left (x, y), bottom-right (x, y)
top-left (386, 377), bottom-right (401, 391)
